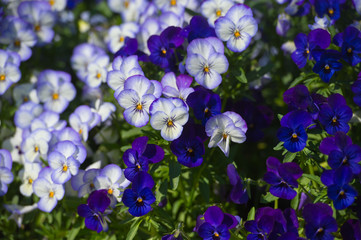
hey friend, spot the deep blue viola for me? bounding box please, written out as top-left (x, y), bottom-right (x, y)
top-left (312, 49), bottom-right (342, 83)
top-left (314, 0), bottom-right (342, 20)
top-left (181, 15), bottom-right (216, 43)
top-left (333, 26), bottom-right (361, 66)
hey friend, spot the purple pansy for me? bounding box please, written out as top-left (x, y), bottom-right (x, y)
top-left (277, 110), bottom-right (312, 152)
top-left (181, 15), bottom-right (216, 42)
top-left (313, 49), bottom-right (342, 83)
top-left (341, 219), bottom-right (361, 240)
top-left (333, 26), bottom-right (361, 66)
top-left (161, 72), bottom-right (194, 102)
top-left (352, 73), bottom-right (361, 106)
top-left (226, 164), bottom-right (248, 204)
top-left (0, 49), bottom-right (21, 95)
top-left (314, 0), bottom-right (343, 20)
top-left (263, 157), bottom-right (302, 200)
top-left (0, 149), bottom-right (14, 196)
top-left (318, 93), bottom-right (352, 135)
top-left (78, 189), bottom-right (111, 233)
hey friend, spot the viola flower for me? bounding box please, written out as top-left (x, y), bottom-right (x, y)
top-left (227, 164), bottom-right (248, 204)
top-left (85, 55), bottom-right (110, 88)
top-left (22, 129), bottom-right (52, 163)
top-left (206, 111), bottom-right (247, 157)
top-left (318, 94), bottom-right (352, 135)
top-left (147, 26), bottom-right (184, 71)
top-left (314, 0), bottom-right (342, 20)
top-left (115, 75), bottom-right (157, 127)
top-left (71, 168), bottom-right (100, 198)
top-left (31, 111), bottom-right (66, 132)
top-left (19, 162), bottom-right (42, 197)
top-left (319, 132), bottom-right (361, 174)
top-left (308, 16), bottom-right (330, 30)
top-left (154, 0), bottom-right (188, 15)
top-left (200, 0), bottom-right (234, 27)
top-left (0, 149), bottom-right (14, 196)
top-left (92, 100), bottom-right (116, 123)
top-left (2, 128), bottom-right (25, 164)
top-left (303, 203), bottom-right (337, 240)
top-left (313, 50), bottom-right (342, 83)
top-left (150, 98), bottom-right (189, 141)
top-left (122, 172), bottom-right (156, 217)
top-left (277, 110), bottom-right (312, 152)
top-left (185, 37), bottom-right (229, 89)
top-left (69, 105), bottom-right (101, 141)
top-left (123, 149), bottom-right (149, 181)
top-left (14, 101), bottom-right (43, 129)
top-left (341, 219), bottom-right (361, 240)
top-left (322, 167), bottom-right (357, 210)
top-left (107, 55), bottom-right (144, 94)
top-left (263, 157), bottom-right (302, 200)
top-left (244, 214), bottom-right (275, 240)
top-left (187, 86), bottom-right (221, 125)
top-left (161, 72), bottom-right (194, 101)
top-left (352, 78), bottom-right (361, 107)
top-left (37, 70), bottom-right (76, 113)
top-left (0, 17), bottom-right (37, 61)
top-left (170, 122), bottom-right (205, 168)
top-left (0, 50), bottom-right (21, 95)
top-left (106, 22), bottom-right (139, 54)
top-left (181, 15), bottom-right (216, 43)
top-left (13, 83), bottom-right (39, 106)
top-left (48, 141), bottom-right (82, 184)
top-left (4, 203), bottom-right (38, 228)
top-left (276, 13), bottom-right (291, 37)
top-left (197, 206), bottom-right (238, 240)
top-left (214, 4), bottom-right (258, 52)
top-left (17, 1), bottom-right (56, 44)
top-left (333, 26), bottom-right (361, 66)
top-left (291, 29), bottom-right (331, 68)
top-left (94, 164), bottom-right (130, 207)
top-left (33, 167), bottom-right (65, 212)
top-left (78, 189), bottom-right (111, 233)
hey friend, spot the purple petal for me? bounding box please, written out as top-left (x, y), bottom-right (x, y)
top-left (204, 206), bottom-right (224, 226)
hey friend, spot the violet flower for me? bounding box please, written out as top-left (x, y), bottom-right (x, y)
top-left (226, 164), bottom-right (248, 204)
top-left (333, 26), bottom-right (361, 66)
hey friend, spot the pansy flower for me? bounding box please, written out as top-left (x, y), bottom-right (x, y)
top-left (200, 0), bottom-right (234, 27)
top-left (341, 219), bottom-right (361, 240)
top-left (0, 49), bottom-right (21, 95)
top-left (227, 164), bottom-right (248, 204)
top-left (314, 0), bottom-right (343, 20)
top-left (352, 73), bottom-right (361, 107)
top-left (181, 15), bottom-right (216, 42)
top-left (107, 22), bottom-right (139, 54)
top-left (318, 93), bottom-right (352, 135)
top-left (320, 132), bottom-right (361, 174)
top-left (19, 162), bottom-right (42, 197)
top-left (122, 172), bottom-right (156, 217)
top-left (277, 110), bottom-right (312, 152)
top-left (69, 105), bottom-right (101, 141)
top-left (312, 49), bottom-right (342, 83)
top-left (161, 72), bottom-right (194, 102)
top-left (0, 149), bottom-right (14, 196)
top-left (263, 157), bottom-right (303, 200)
top-left (214, 4), bottom-right (258, 52)
top-left (333, 26), bottom-right (361, 66)
top-left (78, 189), bottom-right (111, 233)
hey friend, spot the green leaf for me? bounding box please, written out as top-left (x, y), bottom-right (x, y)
top-left (273, 142), bottom-right (284, 151)
top-left (302, 174), bottom-right (322, 185)
top-left (169, 161), bottom-right (181, 190)
top-left (236, 68), bottom-right (248, 83)
top-left (199, 178), bottom-right (210, 203)
top-left (290, 191), bottom-right (299, 210)
top-left (261, 192), bottom-right (279, 203)
top-left (283, 152), bottom-right (297, 163)
top-left (247, 207), bottom-right (256, 221)
top-left (313, 189), bottom-right (328, 203)
top-left (277, 114), bottom-right (283, 121)
top-left (126, 219), bottom-right (143, 240)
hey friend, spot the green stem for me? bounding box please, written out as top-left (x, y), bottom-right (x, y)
top-left (274, 199), bottom-right (278, 209)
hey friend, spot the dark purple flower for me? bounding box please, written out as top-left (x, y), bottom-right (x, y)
top-left (291, 29), bottom-right (331, 68)
top-left (303, 203), bottom-right (338, 240)
top-left (322, 167), bottom-right (358, 210)
top-left (123, 149), bottom-right (149, 182)
top-left (226, 164), bottom-right (248, 204)
top-left (181, 15), bottom-right (216, 43)
top-left (170, 122), bottom-right (205, 168)
top-left (114, 38), bottom-right (148, 62)
top-left (314, 0), bottom-right (342, 20)
top-left (197, 206), bottom-right (237, 240)
top-left (333, 26), bottom-right (361, 66)
top-left (162, 232), bottom-right (183, 240)
top-left (319, 132), bottom-right (361, 174)
top-left (351, 73), bottom-right (361, 106)
top-left (187, 86), bottom-right (221, 125)
top-left (318, 94), bottom-right (352, 135)
top-left (341, 219), bottom-right (361, 240)
top-left (122, 172), bottom-right (156, 217)
top-left (277, 110), bottom-right (312, 152)
top-left (77, 190), bottom-right (111, 233)
top-left (312, 50), bottom-right (342, 83)
top-left (263, 157), bottom-right (303, 200)
top-left (147, 26), bottom-right (184, 71)
top-left (245, 215), bottom-right (275, 240)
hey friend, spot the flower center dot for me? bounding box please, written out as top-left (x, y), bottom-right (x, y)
top-left (161, 49), bottom-right (167, 55)
top-left (137, 197), bottom-right (143, 203)
top-left (34, 146), bottom-right (39, 152)
top-left (96, 73), bottom-right (101, 79)
top-left (214, 232), bottom-right (220, 237)
top-left (342, 157), bottom-right (347, 164)
top-left (216, 9), bottom-right (221, 17)
top-left (340, 190), bottom-right (345, 196)
top-left (324, 64), bottom-right (330, 70)
top-left (35, 25), bottom-right (41, 32)
top-left (332, 117), bottom-right (337, 123)
top-left (204, 66), bottom-right (210, 73)
top-left (28, 178), bottom-right (33, 184)
top-left (328, 8), bottom-right (334, 15)
top-left (136, 163), bottom-right (141, 169)
top-left (223, 133), bottom-right (228, 140)
top-left (167, 120), bottom-right (174, 127)
top-left (292, 133), bottom-right (298, 138)
top-left (317, 227), bottom-right (324, 233)
top-left (79, 129), bottom-right (83, 134)
top-left (108, 188), bottom-right (113, 195)
top-left (49, 191), bottom-right (54, 198)
top-left (187, 148), bottom-right (193, 153)
top-left (62, 165), bottom-right (68, 172)
top-left (14, 40), bottom-right (21, 47)
top-left (23, 97), bottom-right (29, 102)
top-left (52, 93), bottom-right (59, 100)
top-left (136, 103), bottom-right (142, 110)
top-left (170, 0), bottom-right (176, 6)
top-left (119, 36), bottom-right (124, 42)
top-left (124, 1), bottom-right (129, 8)
top-left (234, 31), bottom-right (241, 38)
top-left (0, 74), bottom-right (5, 81)
top-left (49, 0), bottom-right (55, 6)
top-left (347, 48), bottom-right (352, 53)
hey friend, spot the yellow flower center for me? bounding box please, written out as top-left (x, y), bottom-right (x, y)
top-left (187, 148), bottom-right (193, 153)
top-left (324, 64), bottom-right (330, 70)
top-left (328, 8), bottom-right (334, 15)
top-left (34, 25), bottom-right (41, 32)
top-left (216, 9), bottom-right (222, 17)
top-left (234, 31), bottom-right (241, 38)
top-left (28, 178), bottom-right (33, 184)
top-left (214, 232), bottom-right (220, 237)
top-left (137, 197), bottom-right (143, 203)
top-left (49, 0), bottom-right (55, 6)
top-left (23, 97), bottom-right (29, 102)
top-left (14, 40), bottom-right (21, 47)
top-left (347, 48), bottom-right (352, 53)
top-left (34, 146), bottom-right (39, 152)
top-left (124, 1), bottom-right (129, 8)
top-left (52, 93), bottom-right (59, 100)
top-left (119, 36), bottom-right (124, 42)
top-left (167, 120), bottom-right (174, 127)
top-left (62, 165), bottom-right (68, 172)
top-left (161, 49), bottom-right (167, 55)
top-left (136, 164), bottom-right (141, 169)
top-left (0, 74), bottom-right (5, 81)
top-left (49, 191), bottom-right (55, 198)
top-left (292, 133), bottom-right (298, 138)
top-left (306, 50), bottom-right (309, 54)
top-left (136, 103), bottom-right (143, 110)
top-left (317, 227), bottom-right (324, 233)
top-left (222, 133), bottom-right (228, 140)
top-left (342, 157), bottom-right (347, 164)
top-left (96, 73), bottom-right (101, 79)
top-left (332, 117), bottom-right (337, 123)
top-left (79, 129), bottom-right (83, 134)
top-left (204, 66), bottom-right (210, 73)
top-left (339, 190), bottom-right (345, 196)
top-left (170, 0), bottom-right (176, 6)
top-left (108, 188), bottom-right (113, 195)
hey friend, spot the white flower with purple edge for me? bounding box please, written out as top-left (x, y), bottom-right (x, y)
top-left (116, 75), bottom-right (157, 127)
top-left (13, 83), bottom-right (39, 106)
top-left (48, 140), bottom-right (82, 184)
top-left (19, 162), bottom-right (42, 197)
top-left (0, 149), bottom-right (14, 196)
top-left (2, 127), bottom-right (25, 163)
top-left (92, 99), bottom-right (116, 122)
top-left (33, 167), bottom-right (65, 212)
top-left (4, 203), bottom-right (38, 227)
top-left (185, 37), bottom-right (229, 90)
top-left (215, 4), bottom-right (258, 52)
top-left (0, 49), bottom-right (21, 95)
top-left (150, 98), bottom-right (189, 141)
top-left (205, 111), bottom-right (247, 157)
top-left (14, 101), bottom-right (43, 129)
top-left (21, 129), bottom-right (52, 163)
top-left (85, 55), bottom-right (110, 88)
top-left (72, 168), bottom-right (100, 198)
top-left (30, 111), bottom-right (67, 132)
top-left (201, 0), bottom-right (234, 26)
top-left (161, 72), bottom-right (194, 101)
top-left (69, 105), bottom-right (101, 141)
top-left (107, 22), bottom-right (139, 53)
